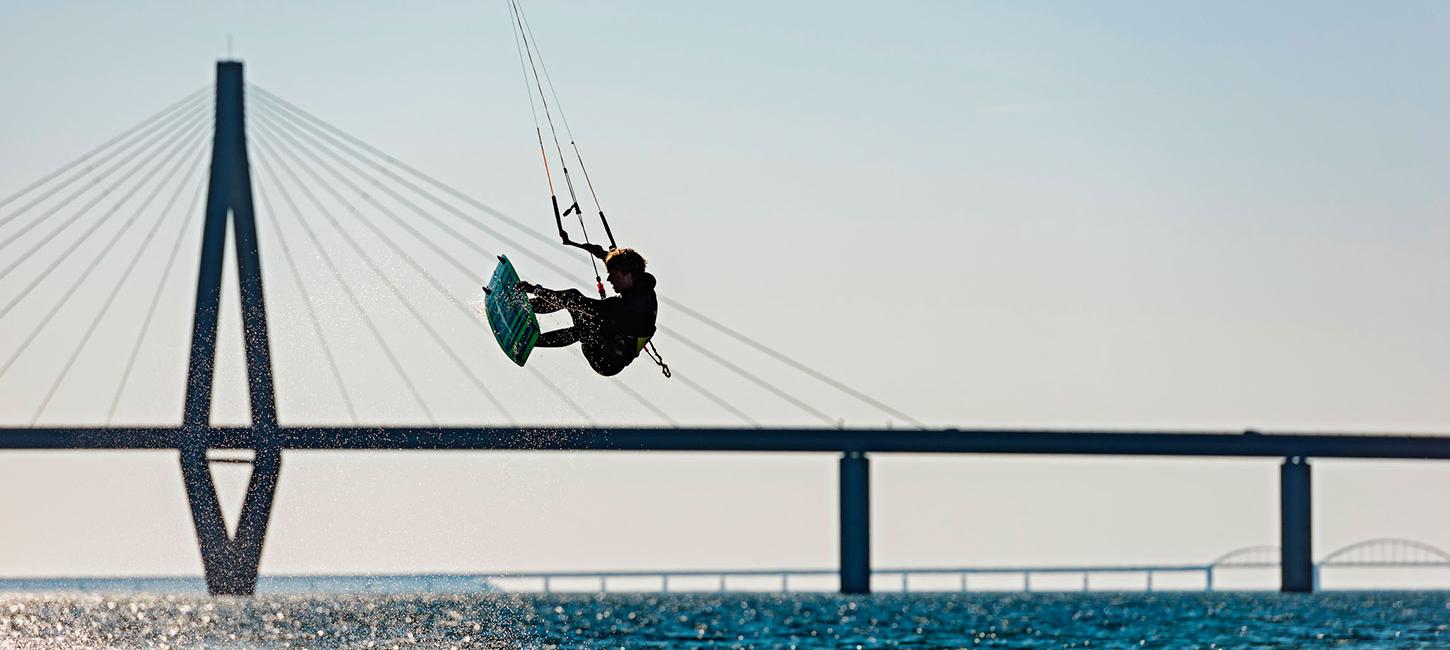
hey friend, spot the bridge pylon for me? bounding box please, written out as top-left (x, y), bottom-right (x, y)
top-left (1280, 456), bottom-right (1313, 593)
top-left (179, 60), bottom-right (281, 596)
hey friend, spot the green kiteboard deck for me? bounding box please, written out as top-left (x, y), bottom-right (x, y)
top-left (483, 255), bottom-right (540, 366)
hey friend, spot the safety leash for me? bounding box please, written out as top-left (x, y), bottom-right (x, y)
top-left (644, 341), bottom-right (671, 378)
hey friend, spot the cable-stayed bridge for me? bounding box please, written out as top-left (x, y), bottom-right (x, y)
top-left (2, 61), bottom-right (1449, 595)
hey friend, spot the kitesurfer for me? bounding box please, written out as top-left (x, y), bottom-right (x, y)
top-left (518, 244), bottom-right (657, 376)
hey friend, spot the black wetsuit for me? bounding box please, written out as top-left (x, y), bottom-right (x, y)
top-left (530, 273), bottom-right (658, 376)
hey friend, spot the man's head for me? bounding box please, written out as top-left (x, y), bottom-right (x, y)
top-left (604, 248), bottom-right (646, 293)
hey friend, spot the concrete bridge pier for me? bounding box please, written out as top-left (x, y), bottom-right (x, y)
top-left (179, 60), bottom-right (281, 596)
top-left (1280, 456), bottom-right (1313, 592)
top-left (839, 451), bottom-right (871, 594)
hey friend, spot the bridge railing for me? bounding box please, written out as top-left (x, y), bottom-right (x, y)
top-left (482, 565), bottom-right (1221, 594)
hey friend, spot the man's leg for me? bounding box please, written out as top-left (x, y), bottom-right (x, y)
top-left (529, 299), bottom-right (555, 314)
top-left (529, 287), bottom-right (591, 316)
top-left (577, 327), bottom-right (633, 377)
top-left (582, 342), bottom-right (630, 376)
top-left (530, 295), bottom-right (567, 315)
top-left (535, 326), bottom-right (581, 348)
top-left (528, 288), bottom-right (604, 355)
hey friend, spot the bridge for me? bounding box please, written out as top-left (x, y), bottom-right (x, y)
top-left (484, 537), bottom-right (1450, 593)
top-left (3, 61), bottom-right (1449, 596)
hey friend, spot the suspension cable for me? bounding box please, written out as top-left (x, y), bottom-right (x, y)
top-left (252, 91), bottom-right (565, 273)
top-left (663, 328), bottom-right (834, 425)
top-left (675, 375), bottom-right (760, 428)
top-left (0, 115), bottom-right (209, 320)
top-left (250, 85), bottom-right (559, 249)
top-left (252, 133), bottom-right (440, 425)
top-left (0, 109), bottom-right (210, 285)
top-left (252, 90), bottom-right (830, 423)
top-left (254, 110), bottom-right (592, 424)
top-left (253, 99), bottom-right (646, 422)
top-left (0, 88), bottom-right (209, 224)
top-left (255, 94), bottom-right (820, 422)
top-left (0, 121), bottom-right (208, 381)
top-left (252, 103), bottom-right (487, 286)
top-left (662, 297), bottom-right (927, 429)
top-left (107, 171), bottom-right (208, 424)
top-left (248, 87), bottom-right (918, 425)
top-left (31, 135), bottom-right (210, 422)
top-left (611, 380), bottom-right (678, 427)
top-left (252, 118), bottom-right (518, 424)
top-left (250, 160), bottom-right (360, 424)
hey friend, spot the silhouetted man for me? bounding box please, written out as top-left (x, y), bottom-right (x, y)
top-left (518, 246), bottom-right (657, 376)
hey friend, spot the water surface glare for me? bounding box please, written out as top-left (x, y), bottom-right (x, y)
top-left (2, 591), bottom-right (1447, 648)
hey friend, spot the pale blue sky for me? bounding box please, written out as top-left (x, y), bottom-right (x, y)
top-left (1, 2), bottom-right (1449, 584)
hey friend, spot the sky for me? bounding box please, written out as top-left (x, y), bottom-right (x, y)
top-left (1, 1), bottom-right (1449, 588)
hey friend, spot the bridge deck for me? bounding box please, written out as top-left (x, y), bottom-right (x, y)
top-left (4, 427), bottom-right (1450, 459)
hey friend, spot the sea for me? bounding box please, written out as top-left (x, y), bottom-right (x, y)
top-left (2, 588), bottom-right (1448, 649)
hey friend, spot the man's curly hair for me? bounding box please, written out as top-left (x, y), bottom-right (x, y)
top-left (604, 248), bottom-right (646, 275)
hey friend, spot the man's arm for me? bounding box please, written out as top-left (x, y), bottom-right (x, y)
top-left (561, 232), bottom-right (609, 260)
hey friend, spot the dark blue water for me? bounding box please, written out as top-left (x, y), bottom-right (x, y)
top-left (3, 591), bottom-right (1448, 648)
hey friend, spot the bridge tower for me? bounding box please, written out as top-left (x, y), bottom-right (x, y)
top-left (1280, 456), bottom-right (1313, 592)
top-left (180, 60), bottom-right (280, 595)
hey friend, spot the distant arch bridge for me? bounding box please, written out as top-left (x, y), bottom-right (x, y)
top-left (1205, 538), bottom-right (1450, 591)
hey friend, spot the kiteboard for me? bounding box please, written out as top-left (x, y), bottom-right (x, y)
top-left (482, 255), bottom-right (540, 366)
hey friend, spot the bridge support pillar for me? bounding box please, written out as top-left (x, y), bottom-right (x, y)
top-left (179, 60), bottom-right (281, 596)
top-left (839, 451), bottom-right (870, 594)
top-left (1280, 456), bottom-right (1313, 593)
